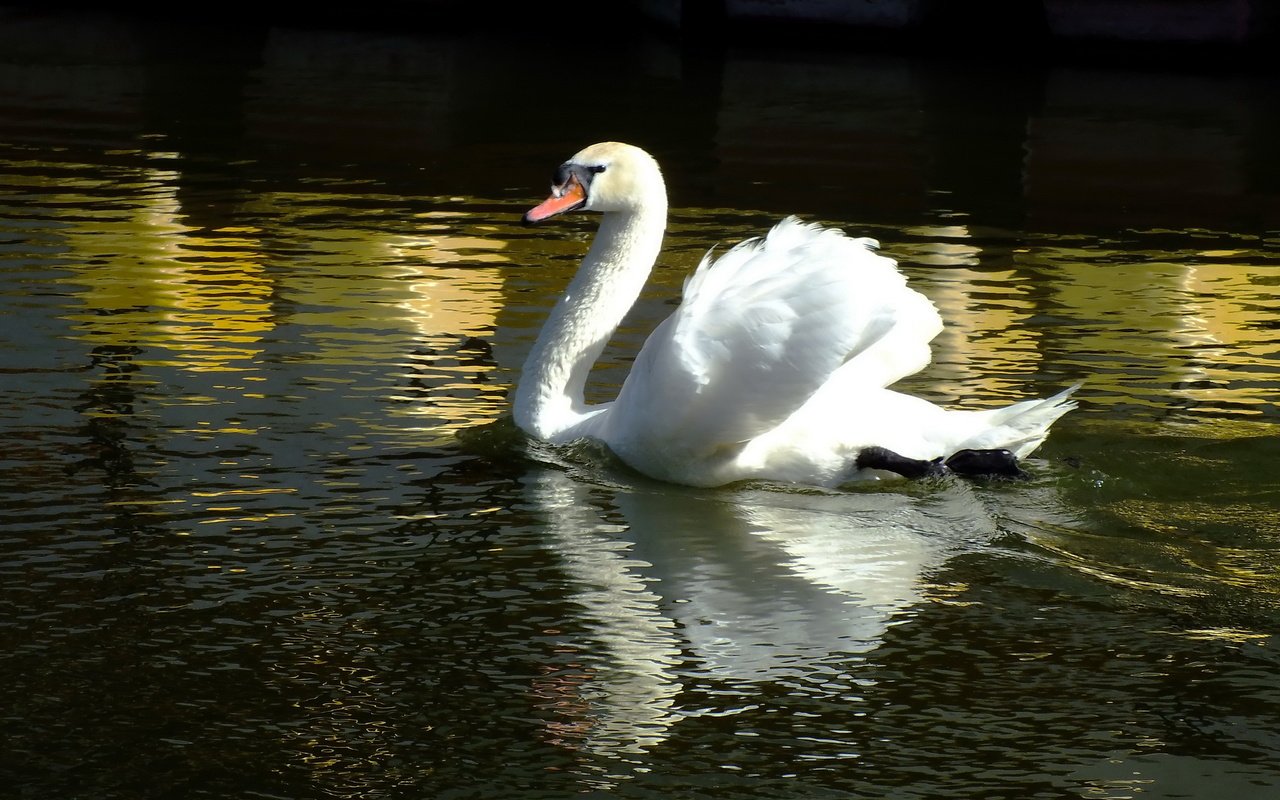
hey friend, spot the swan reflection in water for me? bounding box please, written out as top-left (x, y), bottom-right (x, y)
top-left (520, 464), bottom-right (1010, 772)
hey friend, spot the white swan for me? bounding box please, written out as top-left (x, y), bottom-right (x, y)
top-left (515, 141), bottom-right (1078, 487)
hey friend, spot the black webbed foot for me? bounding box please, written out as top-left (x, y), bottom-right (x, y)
top-left (855, 446), bottom-right (1030, 481)
top-left (855, 446), bottom-right (947, 479)
top-left (944, 448), bottom-right (1028, 480)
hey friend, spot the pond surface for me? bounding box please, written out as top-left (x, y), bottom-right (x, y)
top-left (2, 10), bottom-right (1279, 800)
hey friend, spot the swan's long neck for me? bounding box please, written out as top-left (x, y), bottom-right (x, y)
top-left (515, 204), bottom-right (666, 440)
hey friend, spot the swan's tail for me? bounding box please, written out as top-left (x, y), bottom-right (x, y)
top-left (961, 383), bottom-right (1081, 459)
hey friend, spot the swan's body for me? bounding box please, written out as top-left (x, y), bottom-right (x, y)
top-left (515, 142), bottom-right (1077, 487)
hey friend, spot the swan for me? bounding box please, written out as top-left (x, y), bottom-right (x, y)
top-left (515, 141), bottom-right (1078, 487)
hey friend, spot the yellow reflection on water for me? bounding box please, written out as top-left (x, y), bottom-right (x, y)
top-left (36, 153), bottom-right (513, 373)
top-left (1032, 237), bottom-right (1278, 422)
top-left (19, 147), bottom-right (517, 438)
top-left (1178, 258), bottom-right (1279, 410)
top-left (190, 487), bottom-right (299, 498)
top-left (1180, 627), bottom-right (1272, 644)
top-left (49, 161), bottom-right (274, 372)
top-left (896, 223), bottom-right (1047, 402)
top-left (384, 217), bottom-right (507, 332)
top-left (378, 218), bottom-right (511, 434)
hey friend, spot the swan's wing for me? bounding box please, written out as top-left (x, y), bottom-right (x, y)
top-left (602, 217), bottom-right (942, 460)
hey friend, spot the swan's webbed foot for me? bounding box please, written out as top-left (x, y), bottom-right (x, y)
top-left (855, 446), bottom-right (947, 479)
top-left (943, 448), bottom-right (1028, 479)
top-left (855, 446), bottom-right (1028, 480)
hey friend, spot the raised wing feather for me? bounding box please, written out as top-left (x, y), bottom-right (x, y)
top-left (601, 217), bottom-right (942, 463)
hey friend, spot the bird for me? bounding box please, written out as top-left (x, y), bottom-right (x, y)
top-left (514, 141), bottom-right (1078, 487)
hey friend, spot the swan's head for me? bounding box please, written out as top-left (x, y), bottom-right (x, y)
top-left (523, 142), bottom-right (664, 224)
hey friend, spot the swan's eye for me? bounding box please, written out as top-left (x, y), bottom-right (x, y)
top-left (588, 165), bottom-right (607, 175)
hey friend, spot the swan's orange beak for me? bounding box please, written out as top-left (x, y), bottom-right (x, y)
top-left (523, 174), bottom-right (587, 225)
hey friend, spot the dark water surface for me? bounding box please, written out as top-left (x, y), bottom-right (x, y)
top-left (2, 10), bottom-right (1279, 799)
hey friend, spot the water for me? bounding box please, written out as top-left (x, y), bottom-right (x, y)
top-left (2, 10), bottom-right (1279, 800)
